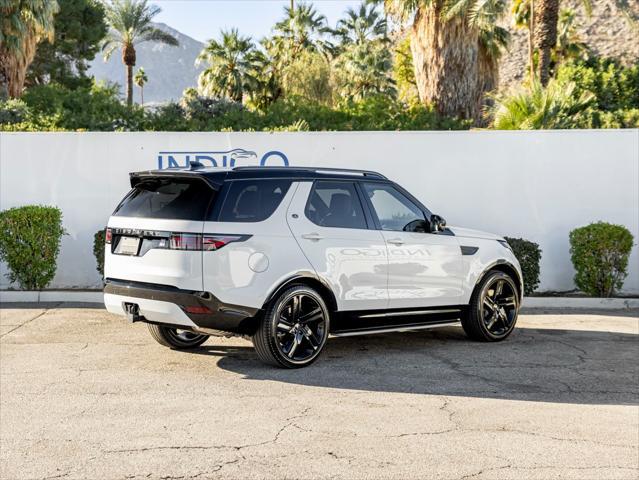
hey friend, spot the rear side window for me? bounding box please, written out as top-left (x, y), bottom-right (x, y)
top-left (113, 178), bottom-right (215, 221)
top-left (305, 181), bottom-right (367, 229)
top-left (218, 179), bottom-right (292, 222)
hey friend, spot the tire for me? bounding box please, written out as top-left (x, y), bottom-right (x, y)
top-left (147, 324), bottom-right (209, 349)
top-left (461, 270), bottom-right (520, 342)
top-left (252, 285), bottom-right (330, 368)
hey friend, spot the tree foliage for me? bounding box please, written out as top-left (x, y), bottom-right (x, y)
top-left (27, 0), bottom-right (108, 88)
top-left (488, 79), bottom-right (595, 129)
top-left (332, 41), bottom-right (395, 101)
top-left (196, 29), bottom-right (256, 102)
top-left (0, 0), bottom-right (59, 97)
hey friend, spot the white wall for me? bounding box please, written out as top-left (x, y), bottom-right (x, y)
top-left (1, 130), bottom-right (637, 293)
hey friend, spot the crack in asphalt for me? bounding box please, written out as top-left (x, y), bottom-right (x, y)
top-left (459, 464), bottom-right (638, 479)
top-left (103, 406), bottom-right (313, 459)
top-left (385, 397), bottom-right (636, 449)
top-left (0, 305), bottom-right (61, 338)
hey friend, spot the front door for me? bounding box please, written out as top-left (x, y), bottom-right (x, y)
top-left (361, 182), bottom-right (464, 309)
top-left (286, 180), bottom-right (388, 311)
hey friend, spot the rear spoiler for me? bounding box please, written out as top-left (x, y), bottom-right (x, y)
top-left (129, 170), bottom-right (224, 189)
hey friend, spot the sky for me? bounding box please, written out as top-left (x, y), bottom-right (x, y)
top-left (154, 0), bottom-right (362, 43)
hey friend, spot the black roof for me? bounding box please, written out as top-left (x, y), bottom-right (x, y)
top-left (130, 165), bottom-right (389, 188)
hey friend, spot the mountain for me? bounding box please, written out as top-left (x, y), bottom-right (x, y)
top-left (89, 23), bottom-right (205, 104)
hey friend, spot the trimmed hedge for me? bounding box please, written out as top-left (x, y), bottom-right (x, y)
top-left (0, 205), bottom-right (66, 290)
top-left (569, 222), bottom-right (634, 297)
top-left (94, 229), bottom-right (106, 279)
top-left (504, 237), bottom-right (542, 295)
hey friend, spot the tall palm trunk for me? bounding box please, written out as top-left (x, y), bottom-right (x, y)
top-left (534, 0), bottom-right (559, 86)
top-left (410, 1), bottom-right (482, 123)
top-left (1, 33), bottom-right (39, 98)
top-left (122, 43), bottom-right (136, 106)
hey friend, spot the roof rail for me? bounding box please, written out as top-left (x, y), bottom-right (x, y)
top-left (232, 166), bottom-right (387, 179)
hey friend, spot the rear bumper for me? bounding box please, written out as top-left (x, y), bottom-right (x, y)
top-left (104, 278), bottom-right (260, 334)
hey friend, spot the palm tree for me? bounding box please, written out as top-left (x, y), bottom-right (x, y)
top-left (248, 39), bottom-right (283, 110)
top-left (272, 2), bottom-right (333, 58)
top-left (515, 0), bottom-right (634, 85)
top-left (134, 67), bottom-right (147, 105)
top-left (0, 0), bottom-right (59, 98)
top-left (333, 41), bottom-right (395, 101)
top-left (196, 28), bottom-right (256, 102)
top-left (533, 0), bottom-right (562, 86)
top-left (475, 0), bottom-right (510, 100)
top-left (386, 0), bottom-right (509, 123)
top-left (488, 80), bottom-right (595, 129)
top-left (101, 0), bottom-right (178, 106)
top-left (335, 2), bottom-right (388, 46)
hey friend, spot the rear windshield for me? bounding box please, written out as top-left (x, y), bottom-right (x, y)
top-left (113, 177), bottom-right (216, 220)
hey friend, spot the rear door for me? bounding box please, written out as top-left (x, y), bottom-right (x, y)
top-left (286, 180), bottom-right (388, 311)
top-left (360, 182), bottom-right (464, 309)
top-left (201, 178), bottom-right (304, 310)
top-left (105, 175), bottom-right (216, 291)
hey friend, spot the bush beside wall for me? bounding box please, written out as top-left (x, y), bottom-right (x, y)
top-left (93, 229), bottom-right (106, 279)
top-left (569, 222), bottom-right (634, 297)
top-left (504, 237), bottom-right (542, 295)
top-left (0, 206), bottom-right (66, 290)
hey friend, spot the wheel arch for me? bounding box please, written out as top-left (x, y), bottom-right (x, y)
top-left (474, 260), bottom-right (523, 302)
top-left (264, 273), bottom-right (338, 313)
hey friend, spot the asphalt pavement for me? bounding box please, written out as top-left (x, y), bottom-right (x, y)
top-left (1, 304), bottom-right (637, 479)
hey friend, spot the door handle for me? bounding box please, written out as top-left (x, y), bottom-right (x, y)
top-left (301, 233), bottom-right (324, 241)
top-left (387, 238), bottom-right (404, 246)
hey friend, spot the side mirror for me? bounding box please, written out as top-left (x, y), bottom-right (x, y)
top-left (430, 214), bottom-right (447, 233)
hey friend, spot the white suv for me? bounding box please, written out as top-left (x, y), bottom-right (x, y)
top-left (104, 165), bottom-right (523, 368)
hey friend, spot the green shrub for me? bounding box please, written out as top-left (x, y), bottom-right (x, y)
top-left (556, 58), bottom-right (639, 112)
top-left (555, 58), bottom-right (639, 128)
top-left (19, 82), bottom-right (145, 131)
top-left (93, 229), bottom-right (106, 279)
top-left (8, 79), bottom-right (469, 132)
top-left (0, 206), bottom-right (66, 290)
top-left (489, 80), bottom-right (595, 129)
top-left (569, 222), bottom-right (634, 297)
top-left (0, 98), bottom-right (31, 125)
top-left (504, 237), bottom-right (542, 295)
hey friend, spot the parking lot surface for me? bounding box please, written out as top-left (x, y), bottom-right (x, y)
top-left (0, 304), bottom-right (637, 480)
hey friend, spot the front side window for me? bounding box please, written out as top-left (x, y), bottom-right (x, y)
top-left (113, 178), bottom-right (215, 221)
top-left (218, 179), bottom-right (291, 222)
top-left (363, 183), bottom-right (426, 232)
top-left (305, 181), bottom-right (367, 229)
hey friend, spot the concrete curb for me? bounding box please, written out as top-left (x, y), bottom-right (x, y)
top-left (1, 290), bottom-right (638, 310)
top-left (0, 290), bottom-right (104, 303)
top-left (522, 297), bottom-right (639, 310)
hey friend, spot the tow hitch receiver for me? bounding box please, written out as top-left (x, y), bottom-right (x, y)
top-left (123, 302), bottom-right (141, 323)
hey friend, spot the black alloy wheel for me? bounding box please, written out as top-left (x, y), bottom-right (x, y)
top-left (462, 271), bottom-right (519, 342)
top-left (480, 276), bottom-right (518, 336)
top-left (253, 286), bottom-right (330, 368)
top-left (147, 324), bottom-right (209, 349)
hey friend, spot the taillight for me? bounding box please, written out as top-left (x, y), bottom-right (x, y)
top-left (202, 235), bottom-right (247, 251)
top-left (105, 228), bottom-right (112, 244)
top-left (169, 233), bottom-right (202, 251)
